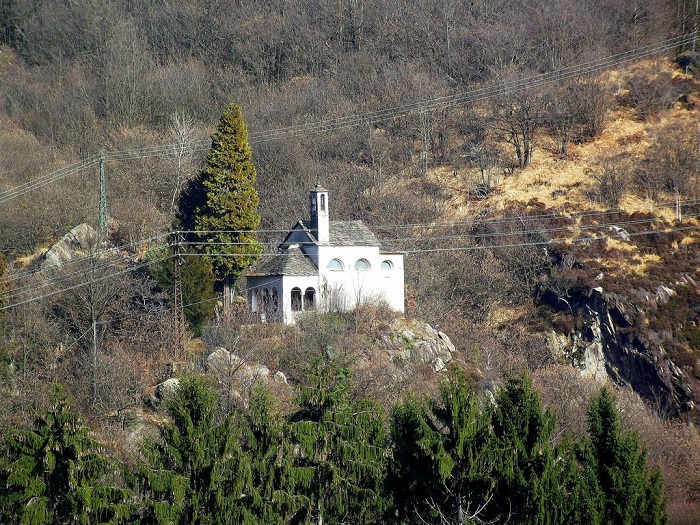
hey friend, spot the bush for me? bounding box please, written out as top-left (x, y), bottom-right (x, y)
top-left (624, 63), bottom-right (680, 120)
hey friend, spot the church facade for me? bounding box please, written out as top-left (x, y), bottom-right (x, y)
top-left (246, 185), bottom-right (405, 324)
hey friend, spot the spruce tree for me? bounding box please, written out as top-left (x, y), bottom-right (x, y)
top-left (177, 104), bottom-right (262, 291)
top-left (138, 375), bottom-right (251, 525)
top-left (389, 369), bottom-right (494, 525)
top-left (0, 386), bottom-right (133, 525)
top-left (489, 374), bottom-right (558, 523)
top-left (586, 388), bottom-right (667, 525)
top-left (288, 359), bottom-right (388, 525)
top-left (149, 250), bottom-right (216, 336)
top-left (238, 385), bottom-right (298, 524)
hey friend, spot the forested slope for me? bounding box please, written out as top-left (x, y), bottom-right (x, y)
top-left (1, 0), bottom-right (700, 522)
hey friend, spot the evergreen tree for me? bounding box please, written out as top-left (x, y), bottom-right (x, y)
top-left (238, 385), bottom-right (299, 524)
top-left (0, 386), bottom-right (133, 525)
top-left (177, 103), bottom-right (262, 289)
top-left (585, 388), bottom-right (667, 525)
top-left (553, 437), bottom-right (604, 525)
top-left (489, 374), bottom-right (581, 525)
top-left (138, 375), bottom-right (250, 525)
top-left (389, 369), bottom-right (495, 525)
top-left (149, 249), bottom-right (216, 336)
top-left (288, 358), bottom-right (388, 525)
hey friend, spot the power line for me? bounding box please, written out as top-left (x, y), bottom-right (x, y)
top-left (2, 203), bottom-right (697, 294)
top-left (2, 217), bottom-right (696, 311)
top-left (4, 232), bottom-right (170, 283)
top-left (0, 255), bottom-right (173, 311)
top-left (0, 33), bottom-right (696, 205)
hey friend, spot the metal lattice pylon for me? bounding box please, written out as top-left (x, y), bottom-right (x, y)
top-left (173, 232), bottom-right (186, 360)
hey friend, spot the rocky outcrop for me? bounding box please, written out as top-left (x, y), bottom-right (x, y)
top-left (545, 286), bottom-right (695, 416)
top-left (205, 347), bottom-right (271, 383)
top-left (381, 318), bottom-right (456, 373)
top-left (41, 224), bottom-right (98, 270)
top-left (155, 377), bottom-right (180, 401)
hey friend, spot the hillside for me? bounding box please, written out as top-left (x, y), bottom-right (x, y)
top-left (1, 1), bottom-right (700, 522)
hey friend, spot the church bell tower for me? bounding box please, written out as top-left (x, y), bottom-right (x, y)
top-left (310, 183), bottom-right (329, 244)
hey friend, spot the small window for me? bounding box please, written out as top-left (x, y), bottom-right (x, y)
top-left (304, 287), bottom-right (316, 310)
top-left (291, 287), bottom-right (302, 311)
top-left (253, 290), bottom-right (262, 312)
top-left (327, 258), bottom-right (344, 270)
top-left (381, 260), bottom-right (394, 270)
top-left (354, 258), bottom-right (371, 271)
top-left (320, 194), bottom-right (326, 211)
top-left (270, 288), bottom-right (279, 314)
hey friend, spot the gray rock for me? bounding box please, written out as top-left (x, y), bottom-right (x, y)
top-left (42, 224), bottom-right (98, 270)
top-left (156, 378), bottom-right (180, 401)
top-left (206, 347), bottom-right (243, 373)
top-left (384, 319), bottom-right (455, 372)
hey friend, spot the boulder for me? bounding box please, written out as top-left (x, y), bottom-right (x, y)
top-left (206, 347), bottom-right (243, 373)
top-left (383, 318), bottom-right (456, 372)
top-left (42, 224), bottom-right (98, 270)
top-left (155, 377), bottom-right (180, 401)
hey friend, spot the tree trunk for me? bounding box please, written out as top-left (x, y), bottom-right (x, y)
top-left (92, 310), bottom-right (98, 406)
top-left (223, 274), bottom-right (231, 315)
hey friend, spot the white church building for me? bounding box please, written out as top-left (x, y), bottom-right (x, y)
top-left (246, 185), bottom-right (405, 324)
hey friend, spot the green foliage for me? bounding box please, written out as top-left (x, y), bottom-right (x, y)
top-left (389, 368), bottom-right (494, 524)
top-left (138, 375), bottom-right (293, 525)
top-left (238, 385), bottom-right (298, 524)
top-left (288, 358), bottom-right (389, 525)
top-left (0, 386), bottom-right (133, 525)
top-left (149, 248), bottom-right (216, 336)
top-left (177, 104), bottom-right (262, 284)
top-left (586, 387), bottom-right (667, 525)
top-left (489, 374), bottom-right (602, 524)
top-left (138, 375), bottom-right (248, 524)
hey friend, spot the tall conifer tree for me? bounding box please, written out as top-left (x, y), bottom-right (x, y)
top-left (489, 374), bottom-right (577, 524)
top-left (288, 359), bottom-right (388, 525)
top-left (0, 387), bottom-right (133, 525)
top-left (389, 369), bottom-right (494, 525)
top-left (137, 375), bottom-right (251, 525)
top-left (177, 103), bottom-right (262, 292)
top-left (586, 388), bottom-right (667, 525)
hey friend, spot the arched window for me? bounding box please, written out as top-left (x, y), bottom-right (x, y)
top-left (262, 288), bottom-right (270, 310)
top-left (304, 287), bottom-right (316, 310)
top-left (291, 287), bottom-right (302, 311)
top-left (320, 194), bottom-right (326, 211)
top-left (381, 260), bottom-right (394, 270)
top-left (271, 288), bottom-right (279, 314)
top-left (254, 290), bottom-right (262, 312)
top-left (327, 258), bottom-right (344, 270)
top-left (354, 258), bottom-right (371, 271)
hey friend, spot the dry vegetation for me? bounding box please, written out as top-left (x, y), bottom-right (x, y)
top-left (1, 0), bottom-right (700, 520)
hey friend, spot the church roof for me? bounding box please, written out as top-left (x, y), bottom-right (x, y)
top-left (247, 246), bottom-right (318, 277)
top-left (284, 220), bottom-right (380, 247)
top-left (329, 220), bottom-right (380, 246)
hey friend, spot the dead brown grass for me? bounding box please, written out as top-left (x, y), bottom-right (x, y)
top-left (431, 60), bottom-right (699, 225)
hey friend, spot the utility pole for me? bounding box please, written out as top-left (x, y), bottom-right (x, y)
top-left (420, 109), bottom-right (429, 178)
top-left (98, 149), bottom-right (108, 244)
top-left (173, 232), bottom-right (186, 361)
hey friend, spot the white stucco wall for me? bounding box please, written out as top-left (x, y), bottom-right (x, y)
top-left (317, 245), bottom-right (404, 313)
top-left (248, 222), bottom-right (404, 324)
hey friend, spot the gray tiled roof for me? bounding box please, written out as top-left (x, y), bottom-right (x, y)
top-left (294, 220), bottom-right (380, 246)
top-left (247, 246), bottom-right (318, 277)
top-left (329, 220), bottom-right (380, 246)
